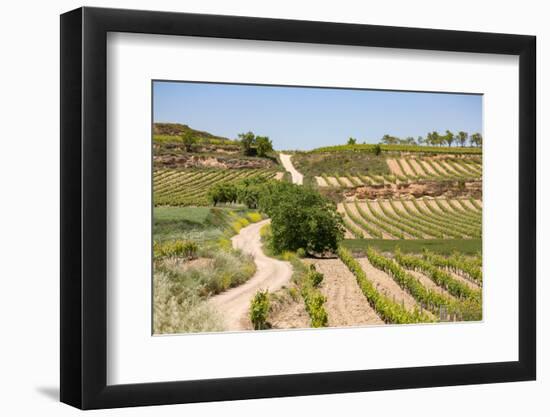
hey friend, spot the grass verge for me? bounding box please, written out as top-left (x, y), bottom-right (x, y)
top-left (341, 239), bottom-right (482, 255)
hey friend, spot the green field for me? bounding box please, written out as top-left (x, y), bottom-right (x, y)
top-left (341, 238), bottom-right (482, 255)
top-left (292, 151), bottom-right (390, 177)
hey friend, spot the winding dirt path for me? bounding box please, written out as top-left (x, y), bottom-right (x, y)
top-left (279, 153), bottom-right (303, 185)
top-left (209, 219), bottom-right (293, 331)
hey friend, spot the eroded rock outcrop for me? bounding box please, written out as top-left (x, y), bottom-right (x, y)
top-left (347, 180), bottom-right (482, 200)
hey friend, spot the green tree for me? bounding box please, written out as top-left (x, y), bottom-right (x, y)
top-left (207, 183), bottom-right (238, 206)
top-left (238, 131), bottom-right (256, 156)
top-left (444, 130), bottom-right (455, 147)
top-left (381, 134), bottom-right (399, 145)
top-left (426, 131), bottom-right (443, 146)
top-left (181, 131), bottom-right (198, 152)
top-left (457, 131), bottom-right (468, 147)
top-left (259, 183), bottom-right (344, 254)
top-left (470, 133), bottom-right (483, 147)
top-left (255, 136), bottom-right (273, 157)
top-left (347, 137), bottom-right (357, 145)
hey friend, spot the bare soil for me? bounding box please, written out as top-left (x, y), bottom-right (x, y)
top-left (446, 270), bottom-right (481, 291)
top-left (350, 202), bottom-right (393, 239)
top-left (315, 176), bottom-right (328, 187)
top-left (338, 177), bottom-right (354, 187)
top-left (408, 159), bottom-right (428, 176)
top-left (356, 258), bottom-right (424, 312)
top-left (421, 198), bottom-right (443, 214)
top-left (406, 269), bottom-right (456, 299)
top-left (399, 159), bottom-right (417, 176)
top-left (386, 159), bottom-right (404, 176)
top-left (268, 288), bottom-right (311, 329)
top-left (462, 198), bottom-right (477, 211)
top-left (419, 159), bottom-right (438, 175)
top-left (367, 200), bottom-right (415, 239)
top-left (438, 160), bottom-right (461, 176)
top-left (303, 258), bottom-right (384, 327)
top-left (337, 203), bottom-right (358, 239)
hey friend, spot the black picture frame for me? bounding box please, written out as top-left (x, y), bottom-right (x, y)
top-left (60, 6), bottom-right (536, 410)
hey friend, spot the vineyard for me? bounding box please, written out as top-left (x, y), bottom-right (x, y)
top-left (315, 156), bottom-right (481, 187)
top-left (154, 168), bottom-right (279, 206)
top-left (310, 143), bottom-right (482, 155)
top-left (152, 122), bottom-right (483, 333)
top-left (339, 197), bottom-right (482, 239)
top-left (336, 246), bottom-right (482, 324)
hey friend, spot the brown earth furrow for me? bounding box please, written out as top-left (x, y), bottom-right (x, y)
top-left (408, 159), bottom-right (428, 176)
top-left (387, 159), bottom-right (404, 176)
top-left (338, 176), bottom-right (354, 187)
top-left (353, 202), bottom-right (394, 239)
top-left (304, 259), bottom-right (384, 327)
top-left (406, 269), bottom-right (457, 299)
top-left (399, 159), bottom-right (417, 177)
top-left (357, 258), bottom-right (422, 312)
top-left (315, 176), bottom-right (328, 187)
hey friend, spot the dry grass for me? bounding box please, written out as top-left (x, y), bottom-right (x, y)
top-left (153, 272), bottom-right (224, 334)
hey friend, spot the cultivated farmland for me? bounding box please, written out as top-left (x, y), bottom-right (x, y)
top-left (153, 123), bottom-right (483, 333)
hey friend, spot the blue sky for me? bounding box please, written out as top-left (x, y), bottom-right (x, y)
top-left (153, 81), bottom-right (482, 151)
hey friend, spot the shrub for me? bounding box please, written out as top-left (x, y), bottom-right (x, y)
top-left (153, 240), bottom-right (198, 260)
top-left (296, 248), bottom-right (306, 258)
top-left (231, 217), bottom-right (249, 234)
top-left (247, 212), bottom-right (263, 223)
top-left (301, 289), bottom-right (328, 327)
top-left (250, 290), bottom-right (270, 330)
top-left (307, 265), bottom-right (324, 288)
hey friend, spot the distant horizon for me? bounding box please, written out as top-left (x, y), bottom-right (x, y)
top-left (153, 81), bottom-right (483, 151)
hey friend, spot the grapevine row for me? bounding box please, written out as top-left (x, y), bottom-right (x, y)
top-left (337, 247), bottom-right (432, 324)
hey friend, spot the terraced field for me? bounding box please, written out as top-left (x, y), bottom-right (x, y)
top-left (338, 197), bottom-right (482, 239)
top-left (315, 156), bottom-right (482, 187)
top-left (154, 168), bottom-right (279, 206)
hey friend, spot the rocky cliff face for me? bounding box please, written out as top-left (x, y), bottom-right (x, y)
top-left (347, 180), bottom-right (482, 200)
top-left (154, 154), bottom-right (275, 169)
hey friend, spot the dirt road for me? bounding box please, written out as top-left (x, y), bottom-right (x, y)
top-left (209, 219), bottom-right (293, 331)
top-left (279, 153), bottom-right (303, 185)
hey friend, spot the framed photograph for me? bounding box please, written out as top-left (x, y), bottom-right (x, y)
top-left (60, 6), bottom-right (536, 409)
